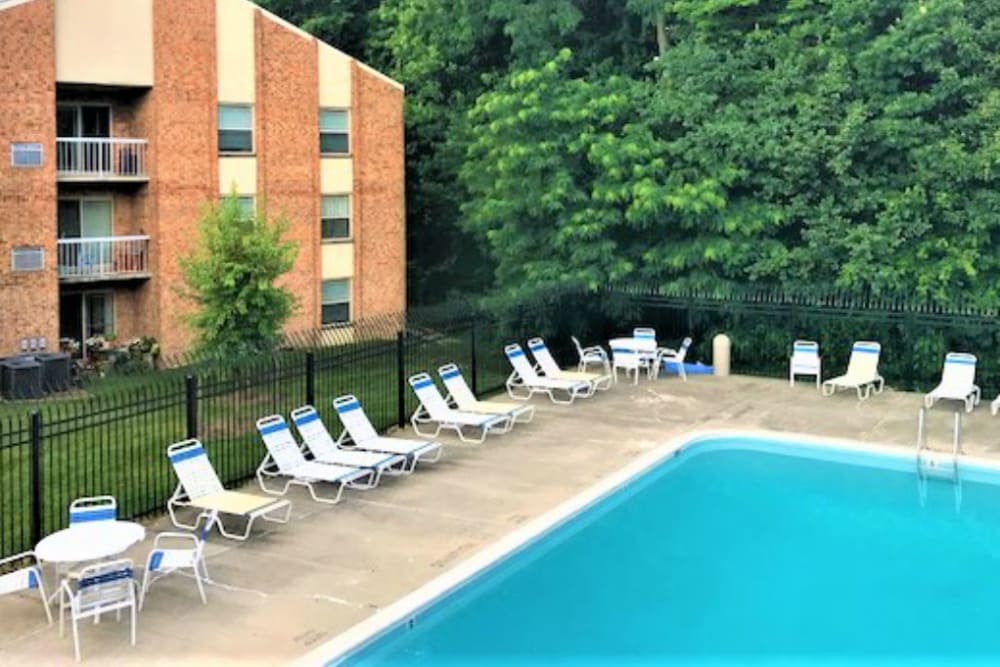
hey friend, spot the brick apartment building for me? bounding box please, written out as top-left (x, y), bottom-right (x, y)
top-left (0, 0), bottom-right (405, 356)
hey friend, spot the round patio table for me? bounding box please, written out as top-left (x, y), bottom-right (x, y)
top-left (36, 521), bottom-right (145, 601)
top-left (609, 337), bottom-right (660, 379)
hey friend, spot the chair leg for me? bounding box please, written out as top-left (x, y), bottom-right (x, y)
top-left (72, 615), bottom-right (81, 662)
top-left (194, 565), bottom-right (208, 605)
top-left (130, 600), bottom-right (137, 647)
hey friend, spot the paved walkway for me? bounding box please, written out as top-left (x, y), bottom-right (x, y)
top-left (2, 374), bottom-right (996, 665)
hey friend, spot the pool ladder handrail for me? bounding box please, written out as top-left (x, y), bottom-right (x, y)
top-left (915, 407), bottom-right (963, 484)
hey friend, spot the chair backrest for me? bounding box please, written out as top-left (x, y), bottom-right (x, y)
top-left (0, 552), bottom-right (42, 598)
top-left (332, 395), bottom-right (380, 445)
top-left (526, 337), bottom-right (561, 376)
top-left (941, 352), bottom-right (977, 388)
top-left (69, 496), bottom-right (117, 526)
top-left (846, 341), bottom-right (881, 377)
top-left (676, 337), bottom-right (693, 361)
top-left (790, 340), bottom-right (820, 372)
top-left (256, 415), bottom-right (308, 474)
top-left (632, 327), bottom-right (657, 352)
top-left (505, 343), bottom-right (541, 382)
top-left (408, 373), bottom-right (452, 420)
top-left (290, 405), bottom-right (341, 458)
top-left (611, 344), bottom-right (640, 369)
top-left (571, 336), bottom-right (586, 359)
top-left (438, 364), bottom-right (477, 409)
top-left (167, 440), bottom-right (225, 501)
top-left (73, 559), bottom-right (134, 613)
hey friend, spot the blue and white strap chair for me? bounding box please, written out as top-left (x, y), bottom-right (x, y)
top-left (408, 372), bottom-right (512, 443)
top-left (166, 439), bottom-right (292, 541)
top-left (655, 337), bottom-right (694, 381)
top-left (437, 364), bottom-right (535, 425)
top-left (924, 353), bottom-right (980, 413)
top-left (0, 552), bottom-right (52, 624)
top-left (69, 495), bottom-right (117, 526)
top-left (571, 336), bottom-right (610, 373)
top-left (527, 337), bottom-right (612, 391)
top-left (821, 341), bottom-right (885, 400)
top-left (504, 343), bottom-right (592, 404)
top-left (140, 515), bottom-right (214, 611)
top-left (611, 344), bottom-right (642, 385)
top-left (789, 340), bottom-right (822, 388)
top-left (632, 327), bottom-right (659, 377)
top-left (256, 415), bottom-right (383, 503)
top-left (59, 559), bottom-right (137, 662)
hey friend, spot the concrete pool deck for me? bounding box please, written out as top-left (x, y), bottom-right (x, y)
top-left (2, 374), bottom-right (997, 665)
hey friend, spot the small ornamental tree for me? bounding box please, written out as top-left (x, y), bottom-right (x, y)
top-left (180, 195), bottom-right (299, 355)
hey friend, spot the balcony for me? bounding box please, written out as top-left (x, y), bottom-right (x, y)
top-left (56, 138), bottom-right (149, 182)
top-left (57, 236), bottom-right (151, 283)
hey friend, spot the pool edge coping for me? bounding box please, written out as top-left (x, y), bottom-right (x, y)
top-left (292, 427), bottom-right (1000, 666)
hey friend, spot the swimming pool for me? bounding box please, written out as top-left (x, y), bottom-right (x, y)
top-left (315, 434), bottom-right (1000, 666)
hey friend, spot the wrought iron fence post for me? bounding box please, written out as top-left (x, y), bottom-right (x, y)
top-left (396, 330), bottom-right (406, 429)
top-left (29, 410), bottom-right (43, 545)
top-left (185, 374), bottom-right (199, 439)
top-left (470, 321), bottom-right (478, 396)
top-left (305, 351), bottom-right (316, 406)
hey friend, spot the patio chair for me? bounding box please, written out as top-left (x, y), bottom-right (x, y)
top-left (527, 337), bottom-right (612, 391)
top-left (140, 517), bottom-right (214, 610)
top-left (789, 340), bottom-right (822, 388)
top-left (611, 344), bottom-right (643, 385)
top-left (632, 327), bottom-right (659, 376)
top-left (438, 363), bottom-right (535, 425)
top-left (408, 372), bottom-right (512, 443)
top-left (821, 341), bottom-right (885, 400)
top-left (924, 352), bottom-right (980, 413)
top-left (0, 552), bottom-right (51, 624)
top-left (69, 495), bottom-right (117, 526)
top-left (256, 415), bottom-right (388, 502)
top-left (59, 558), bottom-right (137, 662)
top-left (294, 402), bottom-right (442, 474)
top-left (166, 439), bottom-right (292, 541)
top-left (571, 336), bottom-right (610, 373)
top-left (504, 343), bottom-right (593, 404)
top-left (654, 337), bottom-right (693, 381)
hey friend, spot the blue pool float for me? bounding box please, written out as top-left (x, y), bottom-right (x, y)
top-left (661, 361), bottom-right (713, 376)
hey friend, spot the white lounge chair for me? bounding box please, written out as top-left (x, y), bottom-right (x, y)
top-left (924, 353), bottom-right (980, 413)
top-left (571, 336), bottom-right (610, 373)
top-left (611, 344), bottom-right (642, 385)
top-left (437, 363), bottom-right (535, 424)
top-left (256, 415), bottom-right (392, 501)
top-left (821, 341), bottom-right (885, 400)
top-left (527, 337), bottom-right (612, 391)
top-left (0, 552), bottom-right (51, 624)
top-left (166, 439), bottom-right (292, 541)
top-left (295, 402), bottom-right (442, 474)
top-left (140, 522), bottom-right (212, 610)
top-left (59, 559), bottom-right (137, 662)
top-left (789, 340), bottom-right (822, 388)
top-left (408, 373), bottom-right (512, 443)
top-left (654, 337), bottom-right (693, 381)
top-left (504, 343), bottom-right (592, 404)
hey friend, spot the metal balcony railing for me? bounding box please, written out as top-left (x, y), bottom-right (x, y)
top-left (56, 138), bottom-right (148, 180)
top-left (57, 236), bottom-right (150, 282)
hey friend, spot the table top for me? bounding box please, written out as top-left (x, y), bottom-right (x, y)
top-left (36, 521), bottom-right (146, 564)
top-left (609, 336), bottom-right (658, 349)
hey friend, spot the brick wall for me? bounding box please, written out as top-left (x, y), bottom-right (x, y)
top-left (256, 10), bottom-right (321, 332)
top-left (353, 64), bottom-right (406, 317)
top-left (0, 0), bottom-right (58, 355)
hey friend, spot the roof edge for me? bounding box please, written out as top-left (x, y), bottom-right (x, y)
top-left (0, 0), bottom-right (42, 13)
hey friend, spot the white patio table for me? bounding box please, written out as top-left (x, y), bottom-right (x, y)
top-left (609, 336), bottom-right (659, 379)
top-left (35, 521), bottom-right (145, 601)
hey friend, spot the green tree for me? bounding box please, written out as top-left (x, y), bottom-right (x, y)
top-left (180, 196), bottom-right (299, 355)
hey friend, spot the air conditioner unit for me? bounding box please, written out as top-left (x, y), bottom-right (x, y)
top-left (11, 247), bottom-right (44, 272)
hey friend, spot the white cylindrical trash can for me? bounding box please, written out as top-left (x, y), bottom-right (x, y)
top-left (713, 334), bottom-right (731, 377)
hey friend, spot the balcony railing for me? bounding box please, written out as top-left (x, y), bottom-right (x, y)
top-left (57, 236), bottom-right (150, 282)
top-left (56, 138), bottom-right (149, 181)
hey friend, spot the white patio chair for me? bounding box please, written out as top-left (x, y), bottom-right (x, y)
top-left (527, 337), bottom-right (612, 391)
top-left (571, 336), bottom-right (610, 373)
top-left (69, 495), bottom-right (117, 526)
top-left (611, 344), bottom-right (642, 385)
top-left (821, 341), bottom-right (885, 400)
top-left (924, 352), bottom-right (980, 413)
top-left (654, 337), bottom-right (693, 381)
top-left (59, 558), bottom-right (137, 662)
top-left (256, 415), bottom-right (385, 502)
top-left (632, 327), bottom-right (659, 377)
top-left (140, 519), bottom-right (213, 610)
top-left (504, 343), bottom-right (593, 404)
top-left (166, 439), bottom-right (292, 541)
top-left (437, 364), bottom-right (535, 425)
top-left (295, 403), bottom-right (442, 474)
top-left (408, 372), bottom-right (512, 443)
top-left (789, 340), bottom-right (822, 388)
top-left (0, 552), bottom-right (51, 624)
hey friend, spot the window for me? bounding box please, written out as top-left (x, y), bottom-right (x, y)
top-left (220, 194), bottom-right (255, 218)
top-left (319, 109), bottom-right (349, 154)
top-left (218, 105), bottom-right (253, 153)
top-left (11, 247), bottom-right (44, 272)
top-left (11, 143), bottom-right (43, 167)
top-left (321, 279), bottom-right (350, 325)
top-left (321, 195), bottom-right (350, 240)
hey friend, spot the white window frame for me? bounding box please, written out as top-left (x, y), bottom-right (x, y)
top-left (321, 279), bottom-right (351, 326)
top-left (319, 108), bottom-right (350, 155)
top-left (320, 194), bottom-right (351, 242)
top-left (218, 104), bottom-right (254, 154)
top-left (10, 142), bottom-right (43, 167)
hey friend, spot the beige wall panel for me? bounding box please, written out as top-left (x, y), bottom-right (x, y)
top-left (219, 157), bottom-right (257, 194)
top-left (56, 0), bottom-right (153, 86)
top-left (217, 0), bottom-right (255, 103)
top-left (318, 43), bottom-right (352, 108)
top-left (322, 243), bottom-right (355, 280)
top-left (321, 158), bottom-right (353, 194)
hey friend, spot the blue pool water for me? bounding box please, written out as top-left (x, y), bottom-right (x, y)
top-left (339, 437), bottom-right (1000, 666)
